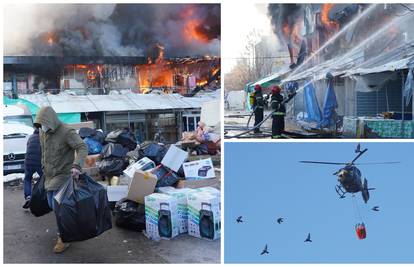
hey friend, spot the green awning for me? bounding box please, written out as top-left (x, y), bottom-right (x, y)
top-left (3, 97), bottom-right (39, 114)
top-left (4, 97), bottom-right (81, 124)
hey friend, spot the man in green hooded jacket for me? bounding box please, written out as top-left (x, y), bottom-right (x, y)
top-left (34, 106), bottom-right (88, 253)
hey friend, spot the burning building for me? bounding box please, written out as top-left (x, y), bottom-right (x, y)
top-left (4, 3), bottom-right (221, 97)
top-left (3, 3), bottom-right (221, 143)
top-left (4, 55), bottom-right (220, 96)
top-left (245, 3), bottom-right (414, 138)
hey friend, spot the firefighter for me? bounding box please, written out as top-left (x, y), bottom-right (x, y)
top-left (270, 85), bottom-right (296, 138)
top-left (270, 85), bottom-right (285, 138)
top-left (252, 84), bottom-right (264, 133)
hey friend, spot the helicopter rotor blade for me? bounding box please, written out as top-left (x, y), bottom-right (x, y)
top-left (354, 162), bottom-right (400, 165)
top-left (299, 161), bottom-right (347, 165)
top-left (350, 148), bottom-right (368, 165)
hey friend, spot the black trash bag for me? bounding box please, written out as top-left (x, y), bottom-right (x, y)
top-left (194, 143), bottom-right (209, 155)
top-left (79, 127), bottom-right (96, 139)
top-left (53, 174), bottom-right (112, 242)
top-left (142, 143), bottom-right (168, 164)
top-left (92, 130), bottom-right (106, 144)
top-left (100, 143), bottom-right (128, 159)
top-left (113, 198), bottom-right (146, 231)
top-left (105, 129), bottom-right (137, 151)
top-left (98, 158), bottom-right (127, 177)
top-left (151, 165), bottom-right (179, 188)
top-left (126, 147), bottom-right (142, 163)
top-left (29, 175), bottom-right (52, 217)
top-left (176, 164), bottom-right (186, 178)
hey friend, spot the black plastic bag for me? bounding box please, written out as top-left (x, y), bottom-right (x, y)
top-left (100, 143), bottom-right (128, 159)
top-left (92, 131), bottom-right (106, 144)
top-left (113, 198), bottom-right (146, 231)
top-left (79, 127), bottom-right (96, 139)
top-left (126, 147), bottom-right (142, 162)
top-left (98, 158), bottom-right (127, 177)
top-left (53, 174), bottom-right (112, 242)
top-left (30, 175), bottom-right (52, 217)
top-left (151, 165), bottom-right (179, 188)
top-left (105, 129), bottom-right (137, 151)
top-left (142, 143), bottom-right (168, 164)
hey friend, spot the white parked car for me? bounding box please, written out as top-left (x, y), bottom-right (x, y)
top-left (3, 104), bottom-right (34, 175)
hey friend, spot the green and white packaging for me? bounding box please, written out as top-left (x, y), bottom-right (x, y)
top-left (157, 187), bottom-right (194, 234)
top-left (187, 192), bottom-right (221, 240)
top-left (144, 193), bottom-right (179, 240)
top-left (192, 186), bottom-right (220, 197)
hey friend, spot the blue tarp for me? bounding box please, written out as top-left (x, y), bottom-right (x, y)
top-left (319, 76), bottom-right (338, 128)
top-left (404, 67), bottom-right (413, 107)
top-left (304, 81), bottom-right (322, 122)
top-left (285, 81), bottom-right (299, 94)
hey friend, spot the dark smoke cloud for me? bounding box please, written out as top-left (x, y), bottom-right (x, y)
top-left (4, 3), bottom-right (220, 57)
top-left (267, 4), bottom-right (304, 44)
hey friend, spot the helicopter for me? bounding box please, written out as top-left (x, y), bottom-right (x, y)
top-left (300, 144), bottom-right (399, 203)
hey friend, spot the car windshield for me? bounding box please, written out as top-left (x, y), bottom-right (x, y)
top-left (3, 122), bottom-right (34, 138)
top-left (3, 115), bottom-right (33, 128)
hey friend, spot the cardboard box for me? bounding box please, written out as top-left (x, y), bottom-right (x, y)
top-left (183, 158), bottom-right (215, 180)
top-left (123, 157), bottom-right (156, 178)
top-left (84, 154), bottom-right (101, 168)
top-left (187, 192), bottom-right (221, 240)
top-left (145, 193), bottom-right (179, 240)
top-left (107, 185), bottom-right (128, 202)
top-left (157, 187), bottom-right (194, 234)
top-left (176, 177), bottom-right (219, 189)
top-left (127, 171), bottom-right (158, 204)
top-left (161, 145), bottom-right (188, 172)
top-left (192, 186), bottom-right (220, 197)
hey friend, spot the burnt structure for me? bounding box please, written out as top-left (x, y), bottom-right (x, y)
top-left (4, 55), bottom-right (220, 97)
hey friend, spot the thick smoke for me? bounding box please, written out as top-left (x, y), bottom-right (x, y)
top-left (4, 3), bottom-right (220, 57)
top-left (267, 4), bottom-right (304, 44)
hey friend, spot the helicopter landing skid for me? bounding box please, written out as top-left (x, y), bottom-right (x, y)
top-left (335, 185), bottom-right (346, 199)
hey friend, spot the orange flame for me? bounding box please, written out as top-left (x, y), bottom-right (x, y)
top-left (321, 4), bottom-right (339, 32)
top-left (155, 43), bottom-right (165, 63)
top-left (282, 22), bottom-right (290, 40)
top-left (184, 19), bottom-right (210, 43)
top-left (44, 32), bottom-right (57, 46)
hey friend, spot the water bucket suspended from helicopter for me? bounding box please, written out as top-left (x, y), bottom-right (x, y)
top-left (355, 223), bottom-right (367, 240)
top-left (352, 194), bottom-right (367, 240)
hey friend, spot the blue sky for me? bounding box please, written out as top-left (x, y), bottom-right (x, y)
top-left (224, 142), bottom-right (414, 263)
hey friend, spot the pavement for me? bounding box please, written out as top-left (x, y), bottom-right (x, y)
top-left (3, 181), bottom-right (220, 264)
top-left (224, 110), bottom-right (299, 138)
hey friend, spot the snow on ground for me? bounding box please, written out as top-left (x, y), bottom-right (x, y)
top-left (4, 173), bottom-right (25, 183)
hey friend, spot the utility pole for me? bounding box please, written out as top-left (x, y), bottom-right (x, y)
top-left (12, 73), bottom-right (18, 99)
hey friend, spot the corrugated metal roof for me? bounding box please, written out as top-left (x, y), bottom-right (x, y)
top-left (20, 92), bottom-right (219, 113)
top-left (280, 11), bottom-right (414, 82)
top-left (283, 43), bottom-right (414, 82)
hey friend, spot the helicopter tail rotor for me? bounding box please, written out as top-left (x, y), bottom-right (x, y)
top-left (361, 178), bottom-right (370, 203)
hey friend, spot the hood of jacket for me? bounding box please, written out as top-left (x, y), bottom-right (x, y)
top-left (34, 106), bottom-right (61, 132)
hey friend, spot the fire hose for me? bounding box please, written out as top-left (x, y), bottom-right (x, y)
top-left (246, 106), bottom-right (257, 129)
top-left (225, 91), bottom-right (297, 139)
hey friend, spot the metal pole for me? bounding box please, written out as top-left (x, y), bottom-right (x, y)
top-left (12, 73), bottom-right (18, 99)
top-left (401, 71), bottom-right (405, 137)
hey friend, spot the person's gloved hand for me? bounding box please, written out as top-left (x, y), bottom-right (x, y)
top-left (71, 168), bottom-right (81, 180)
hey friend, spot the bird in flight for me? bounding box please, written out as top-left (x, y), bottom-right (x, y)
top-left (260, 244), bottom-right (269, 255)
top-left (372, 206), bottom-right (380, 211)
top-left (236, 216), bottom-right (243, 223)
top-left (304, 233), bottom-right (312, 242)
top-left (277, 217), bottom-right (284, 224)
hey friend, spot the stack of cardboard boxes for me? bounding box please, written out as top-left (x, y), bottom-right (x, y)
top-left (144, 186), bottom-right (221, 241)
top-left (106, 144), bottom-right (221, 241)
